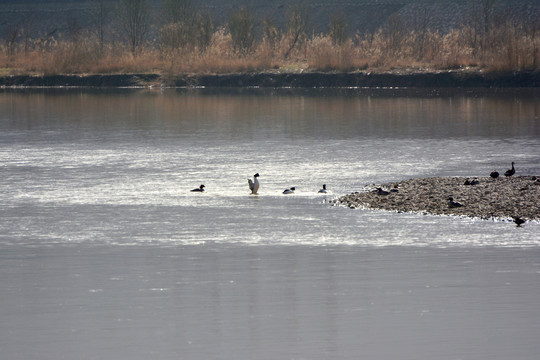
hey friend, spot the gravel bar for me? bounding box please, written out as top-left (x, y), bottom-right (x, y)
top-left (334, 176), bottom-right (540, 223)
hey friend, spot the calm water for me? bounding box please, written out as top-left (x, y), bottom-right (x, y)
top-left (1, 88), bottom-right (539, 360)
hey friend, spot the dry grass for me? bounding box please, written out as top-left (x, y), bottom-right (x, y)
top-left (1, 22), bottom-right (538, 75)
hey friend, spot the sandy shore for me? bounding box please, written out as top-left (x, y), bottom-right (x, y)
top-left (334, 176), bottom-right (540, 223)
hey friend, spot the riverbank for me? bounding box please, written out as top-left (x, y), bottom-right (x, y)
top-left (334, 176), bottom-right (540, 223)
top-left (1, 70), bottom-right (539, 88)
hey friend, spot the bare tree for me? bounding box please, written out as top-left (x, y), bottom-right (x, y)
top-left (164, 0), bottom-right (195, 25)
top-left (194, 11), bottom-right (213, 51)
top-left (119, 0), bottom-right (150, 54)
top-left (160, 0), bottom-right (213, 52)
top-left (481, 0), bottom-right (497, 36)
top-left (160, 22), bottom-right (192, 50)
top-left (21, 15), bottom-right (36, 55)
top-left (329, 12), bottom-right (349, 46)
top-left (160, 0), bottom-right (196, 50)
top-left (4, 24), bottom-right (20, 56)
top-left (465, 0), bottom-right (498, 56)
top-left (384, 14), bottom-right (406, 56)
top-left (284, 4), bottom-right (310, 59)
top-left (410, 6), bottom-right (434, 59)
top-left (66, 17), bottom-right (82, 43)
top-left (263, 18), bottom-right (280, 50)
top-left (228, 7), bottom-right (256, 55)
top-left (92, 0), bottom-right (111, 51)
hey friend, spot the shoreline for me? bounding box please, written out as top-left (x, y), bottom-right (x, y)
top-left (334, 176), bottom-right (540, 223)
top-left (0, 70), bottom-right (539, 88)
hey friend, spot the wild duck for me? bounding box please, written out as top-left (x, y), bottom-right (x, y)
top-left (248, 173), bottom-right (260, 194)
top-left (283, 187), bottom-right (296, 194)
top-left (504, 162), bottom-right (515, 177)
top-left (447, 197), bottom-right (464, 208)
top-left (191, 184), bottom-right (205, 192)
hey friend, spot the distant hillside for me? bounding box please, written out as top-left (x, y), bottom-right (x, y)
top-left (0, 0), bottom-right (538, 40)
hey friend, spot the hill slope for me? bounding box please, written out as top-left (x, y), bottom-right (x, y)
top-left (0, 0), bottom-right (538, 40)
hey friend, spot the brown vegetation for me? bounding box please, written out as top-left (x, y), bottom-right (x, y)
top-left (0, 4), bottom-right (538, 76)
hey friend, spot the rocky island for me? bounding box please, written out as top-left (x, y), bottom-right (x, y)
top-left (334, 176), bottom-right (540, 224)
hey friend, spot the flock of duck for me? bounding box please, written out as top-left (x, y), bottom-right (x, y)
top-left (192, 162), bottom-right (518, 197)
top-left (354, 162), bottom-right (540, 226)
top-left (491, 161), bottom-right (526, 227)
top-left (457, 162), bottom-right (528, 227)
top-left (489, 161), bottom-right (515, 179)
top-left (445, 162), bottom-right (518, 209)
top-left (447, 162), bottom-right (525, 226)
top-left (190, 162), bottom-right (529, 227)
top-left (190, 172), bottom-right (328, 195)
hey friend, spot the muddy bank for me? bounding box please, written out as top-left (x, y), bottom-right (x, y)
top-left (0, 74), bottom-right (162, 87)
top-left (171, 70), bottom-right (540, 88)
top-left (1, 70), bottom-right (539, 88)
top-left (334, 176), bottom-right (540, 223)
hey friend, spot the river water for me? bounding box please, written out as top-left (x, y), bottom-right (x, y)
top-left (1, 88), bottom-right (539, 360)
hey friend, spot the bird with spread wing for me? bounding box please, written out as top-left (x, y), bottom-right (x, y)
top-left (248, 173), bottom-right (260, 194)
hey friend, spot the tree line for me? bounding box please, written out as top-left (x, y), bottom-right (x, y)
top-left (1, 0), bottom-right (538, 74)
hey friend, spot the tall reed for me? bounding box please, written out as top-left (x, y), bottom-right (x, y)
top-left (1, 21), bottom-right (537, 75)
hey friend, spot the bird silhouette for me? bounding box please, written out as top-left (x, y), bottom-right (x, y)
top-left (248, 173), bottom-right (260, 194)
top-left (504, 162), bottom-right (515, 177)
top-left (447, 197), bottom-right (464, 208)
top-left (513, 217), bottom-right (525, 227)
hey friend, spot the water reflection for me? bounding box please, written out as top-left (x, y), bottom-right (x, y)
top-left (1, 88), bottom-right (538, 143)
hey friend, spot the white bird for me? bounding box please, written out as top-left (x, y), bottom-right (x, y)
top-left (248, 173), bottom-right (260, 194)
top-left (191, 184), bottom-right (205, 192)
top-left (283, 187), bottom-right (295, 194)
top-left (318, 184), bottom-right (327, 193)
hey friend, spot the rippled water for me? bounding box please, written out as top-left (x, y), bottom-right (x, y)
top-left (1, 88), bottom-right (539, 247)
top-left (1, 88), bottom-right (539, 359)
